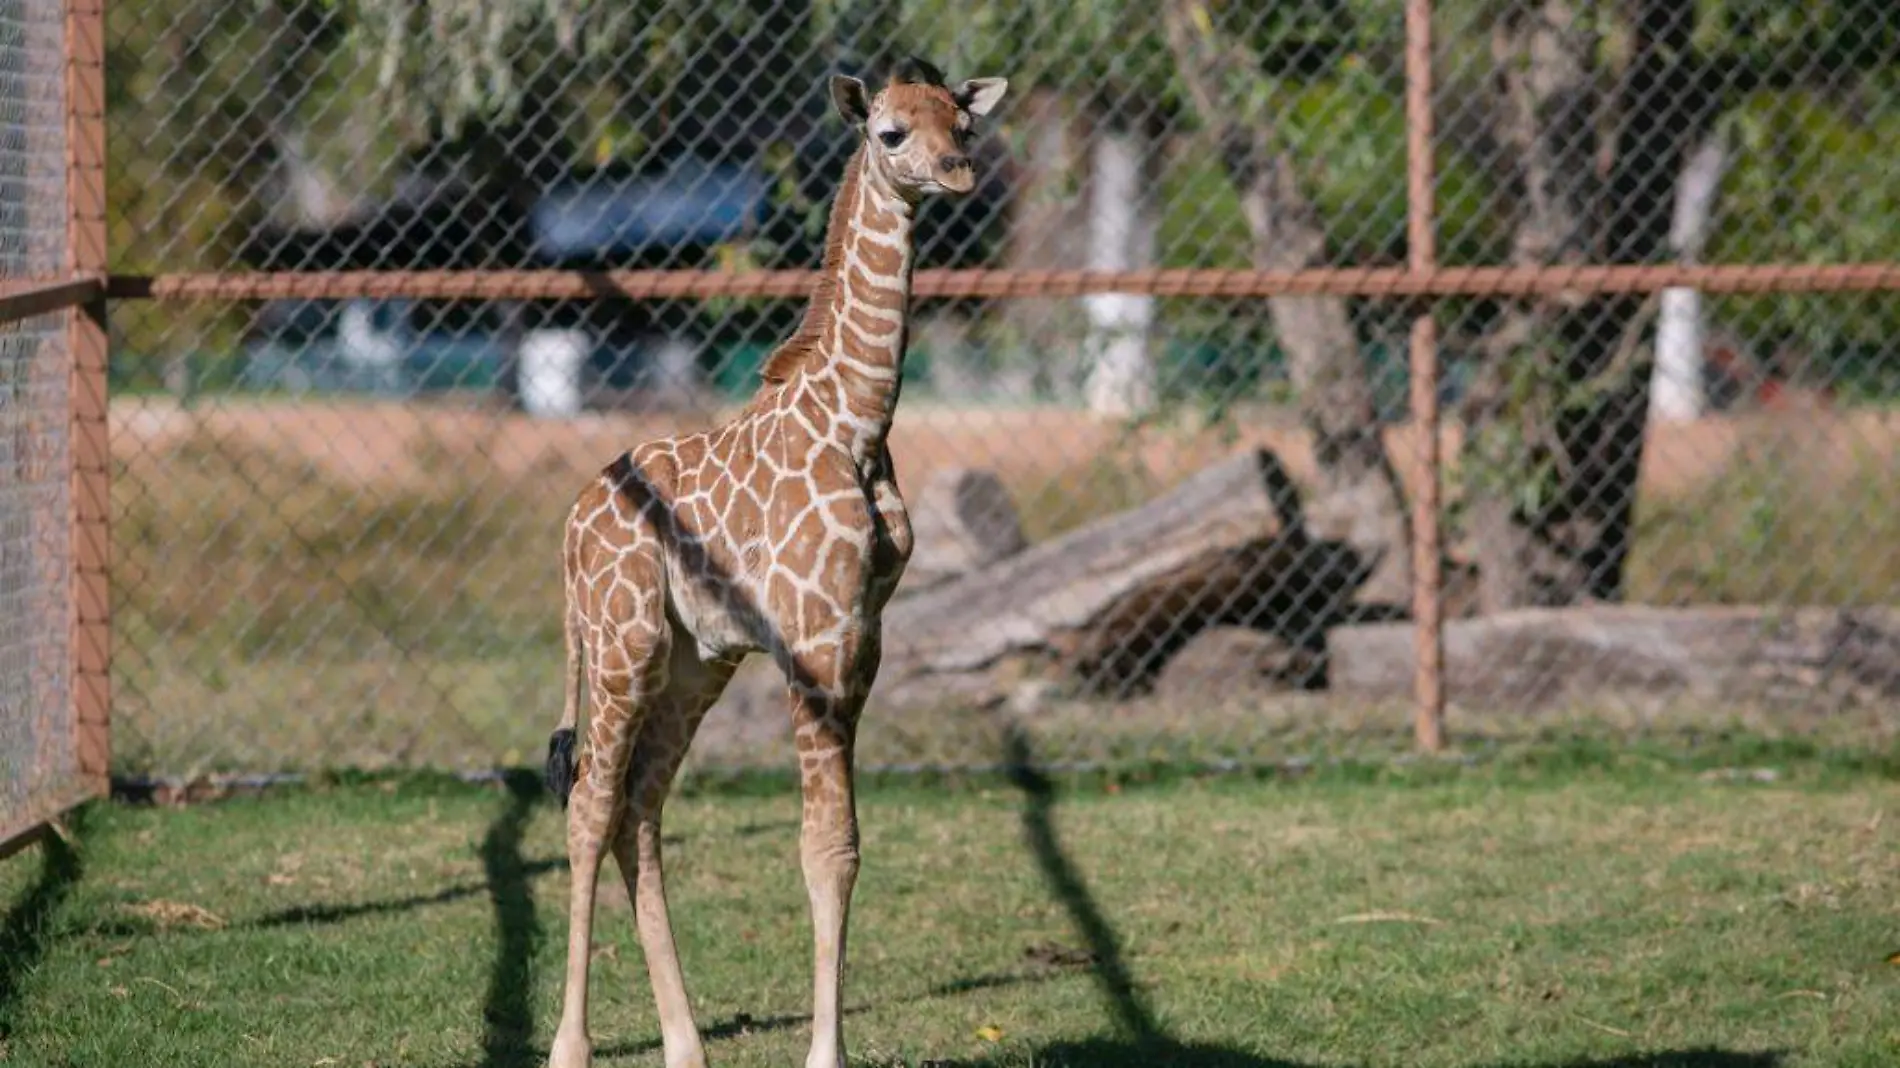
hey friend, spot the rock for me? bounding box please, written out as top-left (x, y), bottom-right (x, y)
top-left (1327, 604), bottom-right (1900, 708)
top-left (1152, 626), bottom-right (1319, 699)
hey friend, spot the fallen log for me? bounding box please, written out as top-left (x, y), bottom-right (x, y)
top-left (876, 448), bottom-right (1370, 706)
top-left (900, 467), bottom-right (1027, 592)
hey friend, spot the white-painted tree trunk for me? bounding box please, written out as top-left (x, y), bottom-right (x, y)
top-left (1650, 131), bottom-right (1730, 424)
top-left (1082, 128), bottom-right (1157, 416)
top-left (1000, 89), bottom-right (1091, 403)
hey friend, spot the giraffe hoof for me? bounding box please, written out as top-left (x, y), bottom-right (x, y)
top-left (663, 1049), bottom-right (711, 1068)
top-left (548, 1028), bottom-right (592, 1068)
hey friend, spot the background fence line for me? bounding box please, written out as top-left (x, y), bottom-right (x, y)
top-left (94, 0), bottom-right (1900, 779)
top-left (4, 0), bottom-right (1900, 823)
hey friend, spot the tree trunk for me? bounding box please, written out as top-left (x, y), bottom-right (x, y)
top-left (1465, 0), bottom-right (1717, 611)
top-left (1650, 130), bottom-right (1730, 424)
top-left (1081, 121), bottom-right (1159, 416)
top-left (1245, 155), bottom-right (1413, 607)
top-left (1159, 0), bottom-right (1413, 608)
top-left (1463, 1), bottom-right (1605, 610)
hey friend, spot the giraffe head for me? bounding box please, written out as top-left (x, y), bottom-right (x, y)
top-left (829, 56), bottom-right (1008, 199)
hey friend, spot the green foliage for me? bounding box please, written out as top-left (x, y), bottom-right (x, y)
top-left (106, 0), bottom-right (404, 363)
top-left (851, 0), bottom-right (1182, 106)
top-left (1627, 419), bottom-right (1900, 606)
top-left (1454, 327), bottom-right (1573, 522)
top-left (1694, 0), bottom-right (1900, 67)
top-left (334, 0), bottom-right (651, 134)
top-left (102, 0), bottom-right (1900, 408)
top-left (1711, 83), bottom-right (1900, 346)
top-left (1158, 155), bottom-right (1251, 271)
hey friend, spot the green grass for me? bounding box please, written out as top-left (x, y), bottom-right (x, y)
top-left (5, 748), bottom-right (1899, 1067)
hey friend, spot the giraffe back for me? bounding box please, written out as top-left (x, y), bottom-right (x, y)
top-left (574, 402), bottom-right (883, 666)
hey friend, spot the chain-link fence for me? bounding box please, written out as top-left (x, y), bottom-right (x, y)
top-left (97, 0), bottom-right (1900, 779)
top-left (1, 0), bottom-right (94, 849)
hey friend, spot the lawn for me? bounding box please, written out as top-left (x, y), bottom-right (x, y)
top-left (3, 747), bottom-right (1898, 1068)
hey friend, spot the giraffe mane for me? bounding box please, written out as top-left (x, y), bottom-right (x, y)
top-left (889, 55), bottom-right (946, 88)
top-left (759, 141), bottom-right (867, 386)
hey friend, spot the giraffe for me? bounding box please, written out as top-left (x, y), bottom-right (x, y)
top-left (542, 57), bottom-right (1008, 1068)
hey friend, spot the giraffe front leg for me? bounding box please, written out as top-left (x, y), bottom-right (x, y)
top-left (786, 647), bottom-right (873, 1068)
top-left (551, 633), bottom-right (664, 1068)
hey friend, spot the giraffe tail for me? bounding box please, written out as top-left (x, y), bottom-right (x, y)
top-left (545, 567), bottom-right (583, 809)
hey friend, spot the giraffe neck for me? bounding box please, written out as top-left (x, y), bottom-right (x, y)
top-left (790, 144), bottom-right (918, 462)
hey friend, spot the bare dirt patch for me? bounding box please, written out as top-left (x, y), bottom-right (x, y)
top-left (109, 395), bottom-right (1900, 507)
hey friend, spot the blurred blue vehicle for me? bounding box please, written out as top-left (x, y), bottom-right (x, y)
top-left (237, 156), bottom-right (772, 406)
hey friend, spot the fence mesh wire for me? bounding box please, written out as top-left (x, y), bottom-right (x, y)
top-left (100, 0), bottom-right (1900, 777)
top-left (1, 0), bottom-right (74, 839)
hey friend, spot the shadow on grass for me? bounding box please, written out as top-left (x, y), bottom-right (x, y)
top-left (0, 819), bottom-right (86, 1037)
top-left (1001, 727), bottom-right (1156, 1041)
top-left (247, 858), bottom-right (567, 930)
top-left (591, 970), bottom-right (1060, 1060)
top-left (66, 855), bottom-right (570, 943)
top-left (594, 1008), bottom-right (821, 1059)
top-left (954, 728), bottom-right (1787, 1068)
top-left (732, 818), bottom-right (800, 838)
top-left (941, 1040), bottom-right (1786, 1068)
top-left (479, 770), bottom-right (543, 1068)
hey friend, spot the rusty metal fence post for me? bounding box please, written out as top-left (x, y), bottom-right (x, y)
top-left (67, 0), bottom-right (109, 790)
top-left (1405, 0), bottom-right (1445, 752)
top-left (0, 0), bottom-right (108, 859)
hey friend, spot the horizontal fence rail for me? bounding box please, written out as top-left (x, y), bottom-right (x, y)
top-left (109, 264), bottom-right (1900, 302)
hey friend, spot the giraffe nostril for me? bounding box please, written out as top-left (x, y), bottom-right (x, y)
top-left (938, 155), bottom-right (970, 174)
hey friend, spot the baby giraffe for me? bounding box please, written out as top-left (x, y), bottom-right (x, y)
top-left (544, 58), bottom-right (1008, 1068)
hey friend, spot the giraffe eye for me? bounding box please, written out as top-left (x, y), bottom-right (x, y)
top-left (878, 129), bottom-right (907, 148)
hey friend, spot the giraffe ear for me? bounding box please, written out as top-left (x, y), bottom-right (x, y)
top-left (953, 77), bottom-right (1009, 117)
top-left (830, 75), bottom-right (870, 127)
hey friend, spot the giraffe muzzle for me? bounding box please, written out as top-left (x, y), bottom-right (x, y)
top-left (936, 155), bottom-right (975, 193)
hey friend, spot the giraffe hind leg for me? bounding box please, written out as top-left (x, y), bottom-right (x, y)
top-left (550, 563), bottom-right (671, 1068)
top-left (611, 649), bottom-right (737, 1068)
